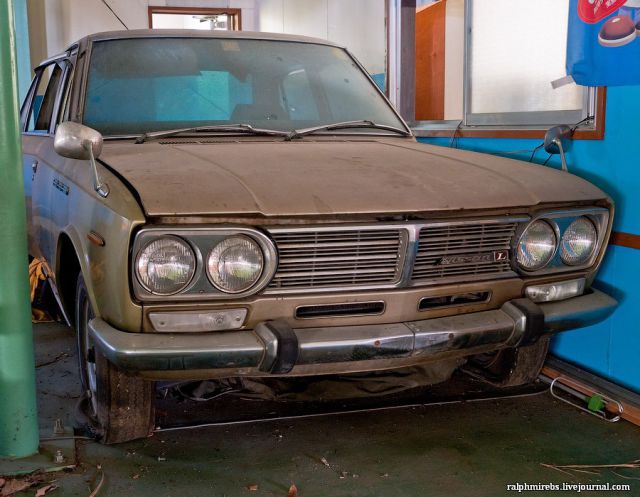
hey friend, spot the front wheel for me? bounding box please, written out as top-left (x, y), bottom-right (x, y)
top-left (464, 336), bottom-right (550, 388)
top-left (75, 274), bottom-right (155, 443)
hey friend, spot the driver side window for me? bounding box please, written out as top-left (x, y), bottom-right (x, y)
top-left (25, 63), bottom-right (64, 133)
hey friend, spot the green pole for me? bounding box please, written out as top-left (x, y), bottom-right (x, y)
top-left (0, 0), bottom-right (39, 458)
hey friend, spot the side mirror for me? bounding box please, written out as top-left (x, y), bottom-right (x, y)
top-left (54, 121), bottom-right (109, 197)
top-left (54, 121), bottom-right (103, 160)
top-left (543, 125), bottom-right (573, 172)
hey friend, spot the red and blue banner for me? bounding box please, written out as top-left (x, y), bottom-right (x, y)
top-left (567, 0), bottom-right (640, 86)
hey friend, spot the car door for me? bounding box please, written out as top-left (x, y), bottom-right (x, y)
top-left (21, 59), bottom-right (68, 262)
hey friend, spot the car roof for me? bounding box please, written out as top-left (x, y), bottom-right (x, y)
top-left (72, 29), bottom-right (343, 51)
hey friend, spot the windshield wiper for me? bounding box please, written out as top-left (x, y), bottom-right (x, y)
top-left (286, 120), bottom-right (412, 140)
top-left (135, 124), bottom-right (291, 144)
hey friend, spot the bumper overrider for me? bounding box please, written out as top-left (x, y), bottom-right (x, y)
top-left (89, 289), bottom-right (617, 376)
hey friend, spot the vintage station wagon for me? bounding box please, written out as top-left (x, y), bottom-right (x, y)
top-left (22, 30), bottom-right (617, 443)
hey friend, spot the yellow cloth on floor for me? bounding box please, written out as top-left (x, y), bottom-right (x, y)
top-left (29, 258), bottom-right (53, 323)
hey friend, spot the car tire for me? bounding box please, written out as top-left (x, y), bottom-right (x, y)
top-left (464, 336), bottom-right (550, 388)
top-left (75, 274), bottom-right (155, 443)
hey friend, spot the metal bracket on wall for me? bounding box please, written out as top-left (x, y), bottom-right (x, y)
top-left (540, 357), bottom-right (640, 426)
top-left (542, 375), bottom-right (623, 423)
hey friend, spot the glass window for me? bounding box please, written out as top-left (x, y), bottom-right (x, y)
top-left (83, 38), bottom-right (404, 135)
top-left (281, 69), bottom-right (320, 121)
top-left (466, 0), bottom-right (588, 126)
top-left (26, 64), bottom-right (63, 133)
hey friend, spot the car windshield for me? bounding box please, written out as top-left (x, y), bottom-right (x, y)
top-left (83, 37), bottom-right (406, 136)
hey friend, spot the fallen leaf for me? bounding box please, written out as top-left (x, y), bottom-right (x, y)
top-left (0, 479), bottom-right (31, 497)
top-left (132, 474), bottom-right (140, 480)
top-left (35, 484), bottom-right (57, 496)
top-left (247, 484), bottom-right (258, 491)
top-left (286, 484), bottom-right (298, 497)
top-left (320, 457), bottom-right (330, 467)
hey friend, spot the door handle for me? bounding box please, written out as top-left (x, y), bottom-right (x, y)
top-left (31, 160), bottom-right (38, 181)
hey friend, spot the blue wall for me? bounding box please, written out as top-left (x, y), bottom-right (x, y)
top-left (419, 85), bottom-right (640, 393)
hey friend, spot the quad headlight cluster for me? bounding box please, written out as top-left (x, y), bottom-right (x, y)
top-left (133, 228), bottom-right (277, 299)
top-left (516, 210), bottom-right (608, 273)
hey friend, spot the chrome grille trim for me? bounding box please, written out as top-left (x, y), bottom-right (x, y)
top-left (267, 226), bottom-right (408, 291)
top-left (264, 217), bottom-right (528, 294)
top-left (411, 220), bottom-right (520, 284)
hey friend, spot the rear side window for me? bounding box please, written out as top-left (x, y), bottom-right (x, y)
top-left (26, 64), bottom-right (63, 133)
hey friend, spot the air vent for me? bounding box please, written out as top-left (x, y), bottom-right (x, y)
top-left (295, 301), bottom-right (385, 319)
top-left (419, 292), bottom-right (490, 311)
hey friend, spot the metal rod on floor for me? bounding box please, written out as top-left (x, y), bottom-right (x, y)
top-left (0, 0), bottom-right (39, 458)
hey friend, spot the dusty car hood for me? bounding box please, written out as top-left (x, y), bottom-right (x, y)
top-left (99, 139), bottom-right (608, 217)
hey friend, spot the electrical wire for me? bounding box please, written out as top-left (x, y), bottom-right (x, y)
top-left (101, 0), bottom-right (128, 30)
top-left (570, 115), bottom-right (594, 133)
top-left (153, 389), bottom-right (548, 433)
top-left (449, 120), bottom-right (463, 149)
top-left (529, 142), bottom-right (544, 162)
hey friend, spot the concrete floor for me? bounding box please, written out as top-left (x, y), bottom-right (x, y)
top-left (3, 322), bottom-right (639, 496)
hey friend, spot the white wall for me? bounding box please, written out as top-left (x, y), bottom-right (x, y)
top-left (256, 0), bottom-right (386, 75)
top-left (443, 0), bottom-right (464, 120)
top-left (29, 0), bottom-right (258, 59)
top-left (29, 0), bottom-right (383, 76)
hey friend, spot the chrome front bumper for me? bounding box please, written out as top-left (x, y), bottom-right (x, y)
top-left (89, 289), bottom-right (617, 376)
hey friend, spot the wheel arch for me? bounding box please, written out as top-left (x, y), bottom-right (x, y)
top-left (56, 229), bottom-right (92, 322)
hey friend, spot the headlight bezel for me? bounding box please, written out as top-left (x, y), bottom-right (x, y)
top-left (135, 235), bottom-right (198, 296)
top-left (560, 217), bottom-right (598, 266)
top-left (131, 227), bottom-right (278, 301)
top-left (515, 219), bottom-right (559, 272)
top-left (514, 208), bottom-right (610, 275)
top-left (206, 235), bottom-right (266, 294)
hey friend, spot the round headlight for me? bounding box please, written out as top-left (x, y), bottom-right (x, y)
top-left (136, 237), bottom-right (196, 295)
top-left (561, 217), bottom-right (597, 266)
top-left (517, 220), bottom-right (557, 271)
top-left (207, 236), bottom-right (264, 293)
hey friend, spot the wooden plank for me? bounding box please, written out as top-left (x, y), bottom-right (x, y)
top-left (542, 365), bottom-right (640, 427)
top-left (611, 231), bottom-right (640, 250)
top-left (415, 0), bottom-right (446, 120)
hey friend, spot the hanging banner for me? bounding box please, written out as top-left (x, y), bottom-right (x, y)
top-left (567, 0), bottom-right (640, 86)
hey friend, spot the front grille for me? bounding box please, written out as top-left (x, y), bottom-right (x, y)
top-left (411, 222), bottom-right (517, 283)
top-left (268, 229), bottom-right (404, 290)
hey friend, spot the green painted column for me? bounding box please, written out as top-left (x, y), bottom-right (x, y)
top-left (0, 0), bottom-right (39, 458)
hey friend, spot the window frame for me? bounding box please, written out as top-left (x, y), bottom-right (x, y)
top-left (147, 6), bottom-right (242, 31)
top-left (407, 0), bottom-right (606, 140)
top-left (22, 56), bottom-right (73, 136)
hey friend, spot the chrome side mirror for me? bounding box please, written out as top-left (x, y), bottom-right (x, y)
top-left (54, 122), bottom-right (109, 197)
top-left (54, 121), bottom-right (103, 160)
top-left (543, 125), bottom-right (573, 172)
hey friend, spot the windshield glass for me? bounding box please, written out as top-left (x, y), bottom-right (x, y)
top-left (83, 37), bottom-right (405, 136)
